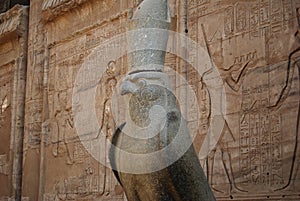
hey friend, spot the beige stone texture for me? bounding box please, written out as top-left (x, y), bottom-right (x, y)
top-left (0, 4), bottom-right (29, 201)
top-left (0, 0), bottom-right (299, 201)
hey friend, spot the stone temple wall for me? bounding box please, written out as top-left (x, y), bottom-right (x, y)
top-left (0, 0), bottom-right (299, 201)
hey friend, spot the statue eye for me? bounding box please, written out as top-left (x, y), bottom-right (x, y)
top-left (141, 86), bottom-right (160, 101)
top-left (137, 79), bottom-right (147, 88)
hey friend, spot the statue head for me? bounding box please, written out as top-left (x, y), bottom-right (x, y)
top-left (120, 72), bottom-right (177, 128)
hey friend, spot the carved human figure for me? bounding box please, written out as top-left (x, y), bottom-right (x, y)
top-left (200, 24), bottom-right (257, 193)
top-left (52, 90), bottom-right (74, 164)
top-left (101, 76), bottom-right (117, 140)
top-left (271, 9), bottom-right (300, 191)
top-left (205, 121), bottom-right (246, 193)
top-left (98, 60), bottom-right (120, 196)
top-left (200, 62), bottom-right (253, 194)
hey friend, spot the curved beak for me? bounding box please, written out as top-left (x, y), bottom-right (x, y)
top-left (120, 80), bottom-right (138, 95)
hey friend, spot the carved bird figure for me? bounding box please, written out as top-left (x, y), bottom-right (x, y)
top-left (109, 0), bottom-right (216, 200)
top-left (110, 72), bottom-right (216, 201)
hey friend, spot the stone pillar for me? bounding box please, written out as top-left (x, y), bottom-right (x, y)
top-left (0, 5), bottom-right (29, 201)
top-left (22, 0), bottom-right (45, 200)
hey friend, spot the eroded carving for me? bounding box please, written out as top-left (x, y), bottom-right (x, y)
top-left (0, 5), bottom-right (28, 39)
top-left (188, 0), bottom-right (300, 199)
top-left (52, 90), bottom-right (74, 165)
top-left (238, 62), bottom-right (299, 192)
top-left (53, 167), bottom-right (102, 199)
top-left (0, 155), bottom-right (8, 175)
top-left (0, 80), bottom-right (11, 128)
top-left (97, 60), bottom-right (119, 196)
top-left (42, 0), bottom-right (89, 22)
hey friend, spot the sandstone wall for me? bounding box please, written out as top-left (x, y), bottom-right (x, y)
top-left (0, 5), bottom-right (28, 201)
top-left (187, 1), bottom-right (300, 200)
top-left (0, 0), bottom-right (299, 201)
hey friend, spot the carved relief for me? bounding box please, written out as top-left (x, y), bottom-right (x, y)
top-left (224, 6), bottom-right (234, 37)
top-left (46, 36), bottom-right (88, 165)
top-left (42, 0), bottom-right (89, 21)
top-left (95, 60), bottom-right (123, 197)
top-left (259, 0), bottom-right (270, 25)
top-left (0, 64), bottom-right (12, 194)
top-left (236, 3), bottom-right (248, 33)
top-left (99, 61), bottom-right (118, 139)
top-left (238, 62), bottom-right (299, 192)
top-left (0, 3), bottom-right (28, 201)
top-left (0, 71), bottom-right (11, 129)
top-left (188, 0), bottom-right (300, 199)
top-left (28, 49), bottom-right (44, 100)
top-left (51, 167), bottom-right (103, 200)
top-left (40, 14), bottom-right (127, 198)
top-left (0, 155), bottom-right (8, 175)
top-left (4, 0), bottom-right (298, 200)
top-left (270, 0), bottom-right (283, 34)
top-left (198, 70), bottom-right (247, 195)
top-left (42, 0), bottom-right (78, 10)
top-left (24, 100), bottom-right (42, 148)
top-left (72, 143), bottom-right (86, 164)
top-left (0, 5), bottom-right (28, 38)
top-left (51, 90), bottom-right (75, 164)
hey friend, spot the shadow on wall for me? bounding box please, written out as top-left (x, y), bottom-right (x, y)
top-left (0, 0), bottom-right (30, 14)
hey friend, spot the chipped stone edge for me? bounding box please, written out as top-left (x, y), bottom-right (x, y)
top-left (41, 0), bottom-right (89, 22)
top-left (0, 5), bottom-right (29, 42)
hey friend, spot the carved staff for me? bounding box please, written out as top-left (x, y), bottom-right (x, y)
top-left (110, 0), bottom-right (216, 200)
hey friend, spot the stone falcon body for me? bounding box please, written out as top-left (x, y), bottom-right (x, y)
top-left (110, 73), bottom-right (216, 201)
top-left (109, 0), bottom-right (216, 200)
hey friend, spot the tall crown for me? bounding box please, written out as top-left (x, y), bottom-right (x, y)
top-left (127, 0), bottom-right (171, 74)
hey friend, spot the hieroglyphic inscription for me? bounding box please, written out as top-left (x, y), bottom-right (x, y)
top-left (45, 164), bottom-right (123, 201)
top-left (260, 0), bottom-right (270, 26)
top-left (42, 15), bottom-right (129, 199)
top-left (236, 3), bottom-right (248, 33)
top-left (224, 6), bottom-right (234, 37)
top-left (221, 0), bottom-right (295, 39)
top-left (53, 168), bottom-right (102, 199)
top-left (86, 21), bottom-right (126, 50)
top-left (72, 142), bottom-right (86, 164)
top-left (239, 111), bottom-right (251, 185)
top-left (189, 0), bottom-right (211, 10)
top-left (239, 67), bottom-right (285, 191)
top-left (188, 0), bottom-right (222, 19)
top-left (25, 100), bottom-right (42, 148)
top-left (283, 0), bottom-right (293, 30)
top-left (250, 1), bottom-right (260, 37)
top-left (270, 0), bottom-right (283, 34)
top-left (270, 114), bottom-right (282, 187)
top-left (186, 0), bottom-right (300, 199)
